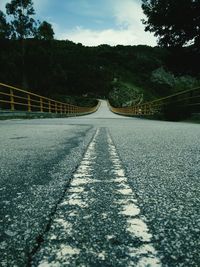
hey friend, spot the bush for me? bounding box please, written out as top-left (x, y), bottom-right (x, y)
top-left (151, 67), bottom-right (200, 97)
top-left (151, 67), bottom-right (175, 95)
top-left (108, 81), bottom-right (143, 107)
top-left (174, 75), bottom-right (199, 91)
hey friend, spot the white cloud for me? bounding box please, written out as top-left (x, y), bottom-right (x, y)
top-left (113, 0), bottom-right (145, 27)
top-left (56, 0), bottom-right (157, 46)
top-left (58, 26), bottom-right (156, 47)
top-left (1, 0), bottom-right (157, 46)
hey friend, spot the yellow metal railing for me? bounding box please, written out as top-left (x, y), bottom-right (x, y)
top-left (0, 83), bottom-right (99, 115)
top-left (109, 87), bottom-right (200, 116)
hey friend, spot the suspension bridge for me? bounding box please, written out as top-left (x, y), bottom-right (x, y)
top-left (0, 83), bottom-right (200, 267)
top-left (0, 82), bottom-right (200, 118)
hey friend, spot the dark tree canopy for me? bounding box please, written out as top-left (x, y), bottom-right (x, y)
top-left (142, 0), bottom-right (200, 47)
top-left (6, 0), bottom-right (36, 39)
top-left (0, 10), bottom-right (10, 39)
top-left (36, 21), bottom-right (54, 40)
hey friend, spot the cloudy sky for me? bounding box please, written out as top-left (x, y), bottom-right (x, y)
top-left (0, 0), bottom-right (157, 46)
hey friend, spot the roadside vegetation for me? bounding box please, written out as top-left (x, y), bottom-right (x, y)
top-left (0, 0), bottom-right (200, 109)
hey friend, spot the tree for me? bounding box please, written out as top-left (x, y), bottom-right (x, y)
top-left (36, 21), bottom-right (54, 40)
top-left (5, 0), bottom-right (37, 87)
top-left (142, 0), bottom-right (200, 47)
top-left (0, 10), bottom-right (11, 39)
top-left (6, 0), bottom-right (36, 39)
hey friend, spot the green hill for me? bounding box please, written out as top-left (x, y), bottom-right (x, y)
top-left (0, 40), bottom-right (199, 106)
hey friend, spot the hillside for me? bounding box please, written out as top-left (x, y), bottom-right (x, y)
top-left (0, 39), bottom-right (199, 107)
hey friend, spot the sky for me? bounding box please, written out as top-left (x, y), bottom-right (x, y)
top-left (0, 0), bottom-right (157, 47)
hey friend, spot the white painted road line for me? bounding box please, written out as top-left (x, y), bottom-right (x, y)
top-left (34, 128), bottom-right (162, 267)
top-left (107, 132), bottom-right (161, 266)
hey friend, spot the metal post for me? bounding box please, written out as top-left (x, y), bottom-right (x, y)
top-left (40, 97), bottom-right (43, 112)
top-left (10, 89), bottom-right (15, 111)
top-left (27, 94), bottom-right (31, 112)
top-left (55, 102), bottom-right (57, 113)
top-left (48, 100), bottom-right (51, 113)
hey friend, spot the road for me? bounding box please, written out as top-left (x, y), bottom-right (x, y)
top-left (0, 101), bottom-right (200, 267)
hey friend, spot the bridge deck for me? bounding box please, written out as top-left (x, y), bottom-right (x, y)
top-left (0, 103), bottom-right (200, 267)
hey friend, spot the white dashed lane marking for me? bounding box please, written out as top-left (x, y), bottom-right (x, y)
top-left (33, 128), bottom-right (161, 267)
top-left (107, 133), bottom-right (161, 266)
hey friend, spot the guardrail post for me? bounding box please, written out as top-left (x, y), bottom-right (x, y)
top-left (150, 104), bottom-right (154, 115)
top-left (10, 89), bottom-right (15, 111)
top-left (0, 82), bottom-right (100, 116)
top-left (40, 97), bottom-right (43, 112)
top-left (27, 94), bottom-right (31, 112)
top-left (48, 100), bottom-right (51, 113)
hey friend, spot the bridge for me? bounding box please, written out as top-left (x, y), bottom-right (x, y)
top-left (1, 82), bottom-right (200, 119)
top-left (0, 84), bottom-right (200, 267)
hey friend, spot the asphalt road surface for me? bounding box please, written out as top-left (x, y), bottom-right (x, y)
top-left (0, 101), bottom-right (200, 267)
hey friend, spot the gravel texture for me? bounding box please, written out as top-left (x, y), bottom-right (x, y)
top-left (0, 101), bottom-right (200, 266)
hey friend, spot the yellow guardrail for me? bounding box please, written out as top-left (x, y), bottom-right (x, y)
top-left (109, 87), bottom-right (200, 116)
top-left (0, 83), bottom-right (99, 115)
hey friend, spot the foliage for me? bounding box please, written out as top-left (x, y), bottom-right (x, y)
top-left (174, 75), bottom-right (199, 91)
top-left (150, 67), bottom-right (200, 95)
top-left (36, 21), bottom-right (54, 40)
top-left (1, 0), bottom-right (199, 108)
top-left (52, 95), bottom-right (98, 107)
top-left (109, 81), bottom-right (143, 107)
top-left (0, 0), bottom-right (54, 40)
top-left (142, 0), bottom-right (200, 47)
top-left (0, 0), bottom-right (54, 88)
top-left (0, 39), bottom-right (199, 105)
top-left (6, 0), bottom-right (36, 39)
top-left (0, 10), bottom-right (10, 39)
top-left (151, 67), bottom-right (175, 95)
